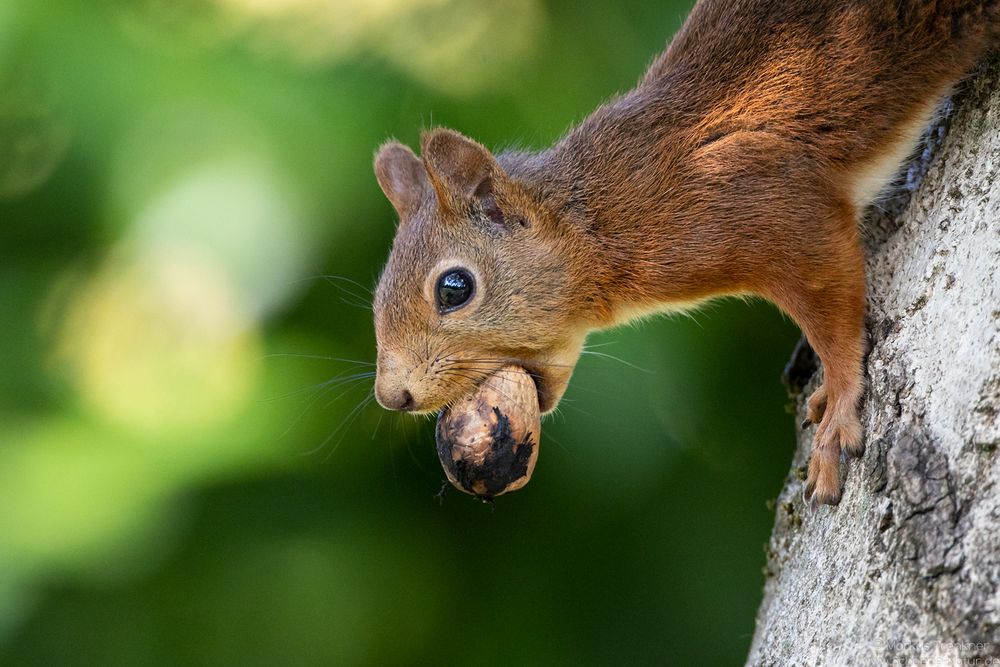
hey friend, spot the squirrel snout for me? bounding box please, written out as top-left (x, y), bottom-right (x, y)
top-left (375, 353), bottom-right (420, 411)
top-left (375, 384), bottom-right (415, 412)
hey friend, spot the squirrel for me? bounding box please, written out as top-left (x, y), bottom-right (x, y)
top-left (369, 0), bottom-right (1000, 505)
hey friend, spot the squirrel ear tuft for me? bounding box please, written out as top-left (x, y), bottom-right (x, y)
top-left (420, 128), bottom-right (501, 203)
top-left (374, 141), bottom-right (430, 219)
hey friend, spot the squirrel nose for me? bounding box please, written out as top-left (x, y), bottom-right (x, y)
top-left (378, 387), bottom-right (415, 412)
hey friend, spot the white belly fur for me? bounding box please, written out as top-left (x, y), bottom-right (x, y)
top-left (849, 94), bottom-right (949, 210)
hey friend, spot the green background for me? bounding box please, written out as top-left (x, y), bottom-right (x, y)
top-left (0, 0), bottom-right (802, 663)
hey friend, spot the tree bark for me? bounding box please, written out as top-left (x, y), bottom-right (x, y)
top-left (748, 57), bottom-right (1000, 666)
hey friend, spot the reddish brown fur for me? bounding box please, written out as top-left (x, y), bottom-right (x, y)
top-left (371, 0), bottom-right (1000, 505)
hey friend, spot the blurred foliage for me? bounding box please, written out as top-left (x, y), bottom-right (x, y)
top-left (0, 0), bottom-right (802, 664)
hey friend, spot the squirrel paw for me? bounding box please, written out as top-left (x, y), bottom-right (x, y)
top-left (802, 384), bottom-right (828, 427)
top-left (803, 409), bottom-right (863, 506)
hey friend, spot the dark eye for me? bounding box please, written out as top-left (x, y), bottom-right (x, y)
top-left (436, 269), bottom-right (475, 312)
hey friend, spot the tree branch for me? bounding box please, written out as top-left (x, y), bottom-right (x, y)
top-left (749, 55), bottom-right (1000, 666)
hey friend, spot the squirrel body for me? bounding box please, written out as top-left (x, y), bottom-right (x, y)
top-left (371, 0), bottom-right (1000, 505)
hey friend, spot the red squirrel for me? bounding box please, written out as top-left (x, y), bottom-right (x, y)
top-left (370, 0), bottom-right (1000, 505)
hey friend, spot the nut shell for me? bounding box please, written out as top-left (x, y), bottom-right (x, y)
top-left (435, 365), bottom-right (541, 498)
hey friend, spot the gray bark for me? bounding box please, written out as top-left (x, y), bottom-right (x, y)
top-left (748, 58), bottom-right (1000, 666)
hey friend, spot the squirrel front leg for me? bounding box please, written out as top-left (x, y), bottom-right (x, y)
top-left (763, 205), bottom-right (867, 506)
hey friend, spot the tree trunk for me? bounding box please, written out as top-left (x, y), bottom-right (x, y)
top-left (747, 57), bottom-right (1000, 666)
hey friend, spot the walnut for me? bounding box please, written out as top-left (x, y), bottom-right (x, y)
top-left (435, 365), bottom-right (541, 499)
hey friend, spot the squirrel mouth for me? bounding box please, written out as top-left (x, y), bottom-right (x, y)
top-left (522, 365), bottom-right (552, 413)
top-left (441, 361), bottom-right (553, 414)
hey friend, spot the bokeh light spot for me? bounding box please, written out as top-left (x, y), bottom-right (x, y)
top-left (0, 80), bottom-right (71, 200)
top-left (57, 247), bottom-right (261, 435)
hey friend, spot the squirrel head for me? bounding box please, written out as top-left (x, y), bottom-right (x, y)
top-left (372, 128), bottom-right (585, 415)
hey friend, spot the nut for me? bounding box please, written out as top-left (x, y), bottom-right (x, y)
top-left (435, 365), bottom-right (541, 499)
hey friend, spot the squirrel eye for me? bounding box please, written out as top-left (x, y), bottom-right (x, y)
top-left (436, 269), bottom-right (475, 312)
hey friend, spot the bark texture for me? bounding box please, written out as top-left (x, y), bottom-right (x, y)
top-left (748, 57), bottom-right (1000, 666)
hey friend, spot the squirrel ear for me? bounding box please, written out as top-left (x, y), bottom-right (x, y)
top-left (374, 141), bottom-right (430, 219)
top-left (421, 128), bottom-right (501, 202)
